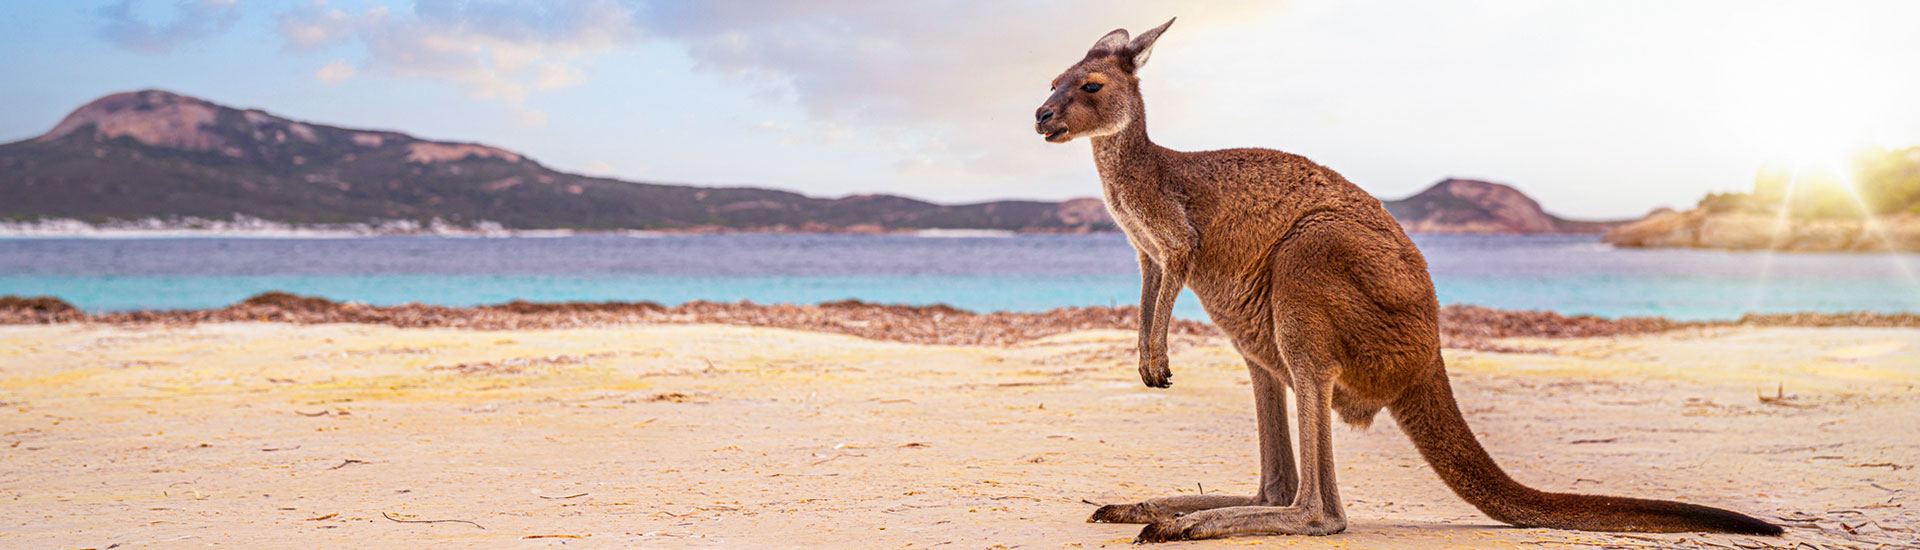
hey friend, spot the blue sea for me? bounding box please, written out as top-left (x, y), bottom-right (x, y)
top-left (2, 233), bottom-right (1918, 321)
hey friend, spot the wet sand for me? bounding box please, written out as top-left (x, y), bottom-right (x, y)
top-left (1, 322), bottom-right (1915, 548)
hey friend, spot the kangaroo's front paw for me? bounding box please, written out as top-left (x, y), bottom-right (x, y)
top-left (1139, 355), bottom-right (1171, 388)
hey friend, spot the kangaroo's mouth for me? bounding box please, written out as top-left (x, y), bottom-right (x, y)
top-left (1043, 128), bottom-right (1068, 142)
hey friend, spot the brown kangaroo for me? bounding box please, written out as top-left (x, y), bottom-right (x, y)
top-left (1034, 18), bottom-right (1783, 542)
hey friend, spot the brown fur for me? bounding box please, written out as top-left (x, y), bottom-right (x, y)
top-left (1036, 19), bottom-right (1783, 542)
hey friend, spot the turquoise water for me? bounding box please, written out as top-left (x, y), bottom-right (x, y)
top-left (3, 234), bottom-right (1918, 321)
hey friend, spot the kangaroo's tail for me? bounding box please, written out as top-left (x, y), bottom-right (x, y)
top-left (1387, 359), bottom-right (1782, 535)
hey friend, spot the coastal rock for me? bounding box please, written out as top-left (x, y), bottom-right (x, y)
top-left (1606, 209), bottom-right (1920, 251)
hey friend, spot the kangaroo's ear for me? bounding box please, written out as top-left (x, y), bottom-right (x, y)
top-left (1124, 18), bottom-right (1175, 73)
top-left (1089, 28), bottom-right (1130, 55)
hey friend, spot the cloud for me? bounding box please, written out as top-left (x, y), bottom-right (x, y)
top-left (314, 59), bottom-right (354, 84)
top-left (277, 1), bottom-right (373, 50)
top-left (275, 0), bottom-right (639, 121)
top-left (268, 1), bottom-right (1281, 191)
top-left (96, 0), bottom-right (242, 53)
top-left (626, 1), bottom-right (1283, 195)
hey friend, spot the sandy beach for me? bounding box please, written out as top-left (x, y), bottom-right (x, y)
top-left (1, 316), bottom-right (1915, 549)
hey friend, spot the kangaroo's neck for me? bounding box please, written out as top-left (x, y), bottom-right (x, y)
top-left (1090, 104), bottom-right (1161, 190)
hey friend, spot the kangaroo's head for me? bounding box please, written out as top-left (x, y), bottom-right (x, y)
top-left (1035, 18), bottom-right (1174, 143)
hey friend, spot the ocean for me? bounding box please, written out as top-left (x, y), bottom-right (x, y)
top-left (2, 233), bottom-right (1917, 321)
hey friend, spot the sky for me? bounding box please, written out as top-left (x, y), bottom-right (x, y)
top-left (2, 1), bottom-right (1918, 219)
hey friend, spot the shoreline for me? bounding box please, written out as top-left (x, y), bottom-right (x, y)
top-left (7, 292), bottom-right (1920, 351)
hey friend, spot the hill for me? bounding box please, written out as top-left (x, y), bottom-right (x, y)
top-left (0, 90), bottom-right (1111, 232)
top-left (2, 90), bottom-right (1605, 235)
top-left (1381, 178), bottom-right (1621, 234)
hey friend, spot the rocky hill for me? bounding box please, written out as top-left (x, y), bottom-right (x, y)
top-left (3, 91), bottom-right (1604, 235)
top-left (1380, 179), bottom-right (1620, 234)
top-left (0, 90), bottom-right (1112, 232)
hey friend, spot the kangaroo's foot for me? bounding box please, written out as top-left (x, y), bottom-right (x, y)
top-left (1135, 505), bottom-right (1346, 542)
top-left (1087, 494), bottom-right (1256, 524)
top-left (1138, 354), bottom-right (1172, 388)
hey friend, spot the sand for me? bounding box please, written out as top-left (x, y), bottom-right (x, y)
top-left (1, 323), bottom-right (1915, 549)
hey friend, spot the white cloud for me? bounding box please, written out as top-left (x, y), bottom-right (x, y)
top-left (275, 0), bottom-right (639, 115)
top-left (277, 3), bottom-right (373, 50)
top-left (314, 59), bottom-right (354, 84)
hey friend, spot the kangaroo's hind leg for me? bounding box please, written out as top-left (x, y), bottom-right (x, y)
top-left (1088, 356), bottom-right (1298, 524)
top-left (1135, 334), bottom-right (1350, 541)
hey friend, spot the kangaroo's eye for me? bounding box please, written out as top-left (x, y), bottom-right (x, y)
top-left (1080, 83), bottom-right (1104, 93)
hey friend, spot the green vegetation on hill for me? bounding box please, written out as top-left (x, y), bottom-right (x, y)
top-left (1701, 146), bottom-right (1920, 219)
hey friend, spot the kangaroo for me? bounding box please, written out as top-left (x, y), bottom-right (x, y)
top-left (1034, 19), bottom-right (1783, 542)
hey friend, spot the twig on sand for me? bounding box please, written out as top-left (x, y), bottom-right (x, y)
top-left (295, 410), bottom-right (331, 417)
top-left (381, 511), bottom-right (484, 530)
top-left (521, 534), bottom-right (584, 539)
top-left (538, 493), bottom-right (588, 500)
top-left (1758, 382), bottom-right (1813, 408)
top-left (327, 459), bottom-right (368, 470)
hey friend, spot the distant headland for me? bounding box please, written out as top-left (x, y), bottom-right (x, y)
top-left (1607, 148), bottom-right (1920, 252)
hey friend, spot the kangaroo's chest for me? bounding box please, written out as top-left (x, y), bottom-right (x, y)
top-left (1099, 189), bottom-right (1163, 259)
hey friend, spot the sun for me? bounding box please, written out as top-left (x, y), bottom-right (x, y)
top-left (1713, 14), bottom-right (1899, 169)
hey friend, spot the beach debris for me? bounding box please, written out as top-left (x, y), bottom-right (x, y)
top-left (649, 392), bottom-right (695, 403)
top-left (538, 493), bottom-right (588, 500)
top-left (305, 513), bottom-right (337, 521)
top-left (380, 511), bottom-right (484, 530)
top-left (326, 459), bottom-right (368, 470)
top-left (520, 534), bottom-right (584, 539)
top-left (1846, 462), bottom-right (1910, 470)
top-left (1758, 383), bottom-right (1813, 408)
top-left (427, 354), bottom-right (586, 375)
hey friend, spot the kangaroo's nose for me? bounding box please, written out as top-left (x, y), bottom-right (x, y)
top-left (1037, 109), bottom-right (1054, 123)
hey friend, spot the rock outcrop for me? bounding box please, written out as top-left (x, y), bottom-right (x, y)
top-left (1604, 208), bottom-right (1920, 251)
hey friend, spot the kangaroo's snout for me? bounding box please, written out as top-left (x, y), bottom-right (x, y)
top-left (1035, 103), bottom-right (1069, 142)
